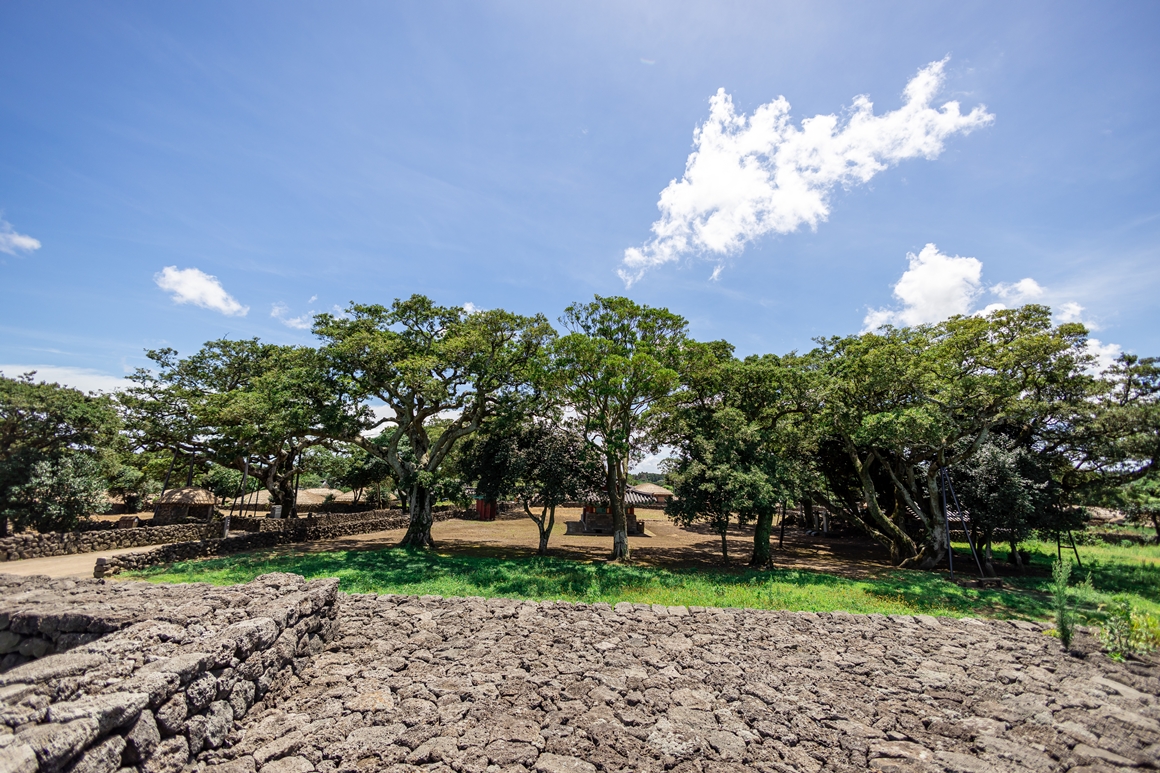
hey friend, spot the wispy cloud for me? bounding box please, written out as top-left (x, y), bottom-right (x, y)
top-left (0, 218), bottom-right (42, 256)
top-left (154, 266), bottom-right (248, 316)
top-left (0, 365), bottom-right (126, 393)
top-left (621, 58), bottom-right (994, 285)
top-left (271, 302), bottom-right (313, 330)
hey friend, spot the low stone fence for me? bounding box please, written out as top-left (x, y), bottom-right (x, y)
top-left (0, 572), bottom-right (339, 773)
top-left (0, 523), bottom-right (216, 562)
top-left (99, 508), bottom-right (469, 576)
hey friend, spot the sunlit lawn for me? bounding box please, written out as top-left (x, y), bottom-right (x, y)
top-left (124, 531), bottom-right (1159, 621)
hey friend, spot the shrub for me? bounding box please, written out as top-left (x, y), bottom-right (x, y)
top-left (1052, 559), bottom-right (1074, 649)
top-left (1098, 596), bottom-right (1160, 660)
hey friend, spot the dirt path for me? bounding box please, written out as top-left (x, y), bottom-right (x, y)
top-left (0, 545), bottom-right (150, 579)
top-left (256, 508), bottom-right (900, 579)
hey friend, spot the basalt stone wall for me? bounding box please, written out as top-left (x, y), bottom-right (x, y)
top-left (0, 524), bottom-right (216, 563)
top-left (100, 509), bottom-right (468, 576)
top-left (231, 506), bottom-right (473, 535)
top-left (0, 572), bottom-right (338, 773)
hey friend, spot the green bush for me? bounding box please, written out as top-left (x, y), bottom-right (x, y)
top-left (1098, 597), bottom-right (1160, 660)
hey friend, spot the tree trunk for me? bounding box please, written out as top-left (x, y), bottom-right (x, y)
top-left (848, 446), bottom-right (918, 564)
top-left (1151, 513), bottom-right (1160, 545)
top-left (537, 506), bottom-right (554, 556)
top-left (751, 509), bottom-right (774, 567)
top-left (719, 520), bottom-right (730, 563)
top-left (805, 499), bottom-right (816, 531)
top-left (606, 460), bottom-right (629, 561)
top-left (399, 483), bottom-right (434, 548)
top-left (1009, 539), bottom-right (1024, 574)
top-left (982, 532), bottom-right (996, 578)
top-left (898, 466), bottom-right (947, 570)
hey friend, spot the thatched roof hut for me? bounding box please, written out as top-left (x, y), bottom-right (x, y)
top-left (159, 487), bottom-right (216, 505)
top-left (155, 487), bottom-right (216, 525)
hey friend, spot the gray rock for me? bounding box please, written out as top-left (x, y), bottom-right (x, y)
top-left (19, 717), bottom-right (99, 773)
top-left (259, 755), bottom-right (313, 773)
top-left (185, 673), bottom-right (218, 712)
top-left (140, 735), bottom-right (188, 773)
top-left (64, 734), bottom-right (126, 773)
top-left (204, 701), bottom-right (234, 750)
top-left (229, 679), bottom-right (256, 719)
top-left (0, 742), bottom-right (37, 773)
top-left (124, 708), bottom-right (161, 763)
top-left (535, 753), bottom-right (597, 773)
top-left (47, 692), bottom-right (148, 735)
top-left (155, 694), bottom-right (187, 737)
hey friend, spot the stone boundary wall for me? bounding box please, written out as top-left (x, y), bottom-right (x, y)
top-left (100, 509), bottom-right (467, 576)
top-left (0, 523), bottom-right (216, 563)
top-left (0, 572), bottom-right (339, 773)
top-left (231, 506), bottom-right (469, 534)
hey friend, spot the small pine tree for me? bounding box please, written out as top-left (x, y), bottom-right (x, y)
top-left (1052, 559), bottom-right (1074, 649)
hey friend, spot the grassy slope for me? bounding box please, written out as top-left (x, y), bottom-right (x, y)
top-left (126, 534), bottom-right (1159, 621)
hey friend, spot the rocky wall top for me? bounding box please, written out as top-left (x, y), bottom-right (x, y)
top-left (207, 594), bottom-right (1160, 773)
top-left (0, 573), bottom-right (339, 773)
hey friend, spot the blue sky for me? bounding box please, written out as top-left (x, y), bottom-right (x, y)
top-left (2, 1), bottom-right (1159, 395)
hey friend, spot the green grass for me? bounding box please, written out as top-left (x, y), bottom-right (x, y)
top-left (123, 538), bottom-right (1158, 621)
top-left (950, 537), bottom-right (1160, 623)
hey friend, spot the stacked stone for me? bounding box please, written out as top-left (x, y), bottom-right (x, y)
top-left (102, 509), bottom-right (468, 577)
top-left (0, 524), bottom-right (214, 563)
top-left (207, 595), bottom-right (1160, 773)
top-left (0, 573), bottom-right (339, 773)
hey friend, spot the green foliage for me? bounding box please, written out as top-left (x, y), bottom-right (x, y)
top-left (1051, 559), bottom-right (1074, 648)
top-left (460, 420), bottom-right (604, 553)
top-left (809, 306), bottom-right (1098, 568)
top-left (120, 339), bottom-right (355, 507)
top-left (551, 296), bottom-right (689, 557)
top-left (314, 295), bottom-right (553, 546)
top-left (1098, 597), bottom-right (1160, 660)
top-left (2, 454), bottom-right (108, 532)
top-left (0, 372), bottom-right (120, 532)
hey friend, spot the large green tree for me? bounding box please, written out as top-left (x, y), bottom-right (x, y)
top-left (121, 339), bottom-right (353, 508)
top-left (0, 372), bottom-right (120, 534)
top-left (314, 295), bottom-right (554, 548)
top-left (551, 296), bottom-right (687, 560)
top-left (809, 306), bottom-right (1092, 568)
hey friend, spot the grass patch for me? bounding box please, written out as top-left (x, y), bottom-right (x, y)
top-left (123, 544), bottom-right (1129, 620)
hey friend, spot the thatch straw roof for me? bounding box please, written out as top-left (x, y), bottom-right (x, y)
top-left (158, 487), bottom-right (216, 506)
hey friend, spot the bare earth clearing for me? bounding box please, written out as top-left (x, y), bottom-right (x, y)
top-left (254, 509), bottom-right (896, 579)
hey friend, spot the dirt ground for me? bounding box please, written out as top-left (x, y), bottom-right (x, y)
top-left (264, 508), bottom-right (900, 579)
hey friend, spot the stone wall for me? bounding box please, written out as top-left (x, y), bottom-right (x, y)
top-left (100, 508), bottom-right (469, 576)
top-left (0, 523), bottom-right (216, 563)
top-left (0, 572), bottom-right (338, 773)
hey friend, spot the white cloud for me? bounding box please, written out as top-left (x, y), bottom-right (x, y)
top-left (863, 244), bottom-right (983, 329)
top-left (1085, 338), bottom-right (1123, 373)
top-left (463, 302), bottom-right (481, 314)
top-left (0, 218), bottom-right (42, 256)
top-left (863, 245), bottom-right (1125, 372)
top-left (621, 58), bottom-right (994, 285)
top-left (632, 448), bottom-right (673, 475)
top-left (991, 278), bottom-right (1044, 304)
top-left (154, 266), bottom-right (248, 316)
top-left (0, 365), bottom-right (126, 393)
top-left (271, 302), bottom-right (313, 330)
